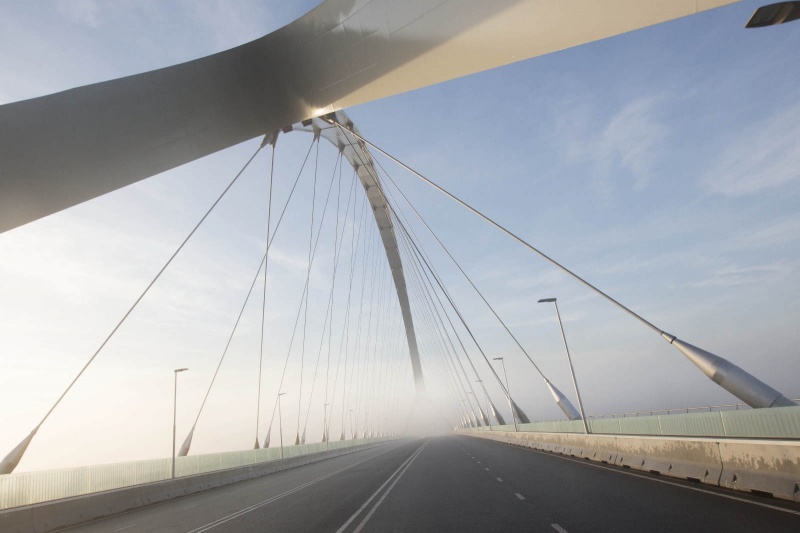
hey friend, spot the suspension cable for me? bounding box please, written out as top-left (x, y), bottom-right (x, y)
top-left (322, 118), bottom-right (664, 337)
top-left (191, 138), bottom-right (316, 432)
top-left (36, 141), bottom-right (265, 430)
top-left (377, 158), bottom-right (550, 381)
top-left (255, 142), bottom-right (276, 445)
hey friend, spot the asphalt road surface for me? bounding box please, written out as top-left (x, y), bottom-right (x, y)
top-left (65, 436), bottom-right (800, 532)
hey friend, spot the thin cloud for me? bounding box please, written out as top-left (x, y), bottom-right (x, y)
top-left (702, 101), bottom-right (800, 196)
top-left (180, 0), bottom-right (275, 50)
top-left (602, 97), bottom-right (668, 191)
top-left (688, 261), bottom-right (795, 288)
top-left (56, 0), bottom-right (102, 28)
top-left (733, 214), bottom-right (800, 250)
top-left (560, 96), bottom-right (668, 197)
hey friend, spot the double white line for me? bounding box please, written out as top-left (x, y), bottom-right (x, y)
top-left (336, 439), bottom-right (429, 533)
top-left (187, 444), bottom-right (402, 533)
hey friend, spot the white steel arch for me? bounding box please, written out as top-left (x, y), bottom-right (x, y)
top-left (291, 111), bottom-right (425, 392)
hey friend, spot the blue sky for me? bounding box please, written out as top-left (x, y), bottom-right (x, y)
top-left (1, 0), bottom-right (799, 471)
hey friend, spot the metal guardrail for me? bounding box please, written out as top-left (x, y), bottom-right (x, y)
top-left (586, 398), bottom-right (800, 420)
top-left (0, 437), bottom-right (392, 511)
top-left (470, 405), bottom-right (800, 440)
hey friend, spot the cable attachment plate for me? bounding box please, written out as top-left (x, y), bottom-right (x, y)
top-left (261, 130), bottom-right (279, 148)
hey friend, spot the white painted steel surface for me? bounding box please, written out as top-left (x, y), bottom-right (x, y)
top-left (0, 0), bottom-right (739, 234)
top-left (292, 112), bottom-right (425, 390)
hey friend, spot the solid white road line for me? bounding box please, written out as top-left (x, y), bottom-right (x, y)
top-left (188, 443), bottom-right (404, 533)
top-left (335, 440), bottom-right (428, 533)
top-left (515, 493), bottom-right (525, 500)
top-left (551, 524), bottom-right (568, 533)
top-left (351, 440), bottom-right (429, 533)
top-left (112, 525), bottom-right (137, 532)
top-left (491, 440), bottom-right (800, 517)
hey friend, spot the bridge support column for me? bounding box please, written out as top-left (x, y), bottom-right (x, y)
top-left (0, 427), bottom-right (38, 475)
top-left (178, 426), bottom-right (194, 457)
top-left (662, 333), bottom-right (796, 408)
top-left (545, 381), bottom-right (581, 421)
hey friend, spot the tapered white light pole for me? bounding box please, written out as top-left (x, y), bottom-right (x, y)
top-left (277, 392), bottom-right (286, 459)
top-left (539, 298), bottom-right (589, 434)
top-left (172, 368), bottom-right (189, 479)
top-left (492, 358), bottom-right (518, 432)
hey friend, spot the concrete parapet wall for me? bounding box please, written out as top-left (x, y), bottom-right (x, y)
top-left (718, 440), bottom-right (800, 501)
top-left (463, 430), bottom-right (800, 502)
top-left (0, 440), bottom-right (391, 533)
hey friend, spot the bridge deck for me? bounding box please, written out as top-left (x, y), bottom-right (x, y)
top-left (68, 436), bottom-right (799, 533)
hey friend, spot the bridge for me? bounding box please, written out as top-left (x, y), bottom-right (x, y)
top-left (1, 1), bottom-right (799, 531)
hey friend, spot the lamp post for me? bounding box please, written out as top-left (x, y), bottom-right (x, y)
top-left (172, 368), bottom-right (188, 479)
top-left (539, 298), bottom-right (589, 434)
top-left (492, 358), bottom-right (518, 432)
top-left (277, 392), bottom-right (286, 458)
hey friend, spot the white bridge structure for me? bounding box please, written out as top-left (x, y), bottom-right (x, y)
top-left (1, 2), bottom-right (799, 531)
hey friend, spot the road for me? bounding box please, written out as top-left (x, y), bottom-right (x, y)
top-left (65, 436), bottom-right (800, 532)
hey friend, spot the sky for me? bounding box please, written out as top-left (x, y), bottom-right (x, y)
top-left (1, 0), bottom-right (799, 472)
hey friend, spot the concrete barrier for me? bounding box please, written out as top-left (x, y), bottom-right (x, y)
top-left (0, 441), bottom-right (390, 533)
top-left (462, 430), bottom-right (800, 502)
top-left (718, 440), bottom-right (800, 502)
top-left (613, 436), bottom-right (722, 484)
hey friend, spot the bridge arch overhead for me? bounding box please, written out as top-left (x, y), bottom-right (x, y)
top-left (291, 111), bottom-right (425, 393)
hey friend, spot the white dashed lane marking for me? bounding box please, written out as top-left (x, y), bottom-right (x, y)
top-left (552, 524), bottom-right (568, 533)
top-left (515, 493), bottom-right (525, 500)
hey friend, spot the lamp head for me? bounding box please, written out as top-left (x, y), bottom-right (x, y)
top-left (174, 368), bottom-right (189, 373)
top-left (538, 298), bottom-right (557, 303)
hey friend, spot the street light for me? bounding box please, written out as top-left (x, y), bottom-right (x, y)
top-left (277, 392), bottom-right (286, 459)
top-left (539, 298), bottom-right (589, 434)
top-left (172, 368), bottom-right (189, 479)
top-left (492, 357), bottom-right (518, 432)
top-left (745, 2), bottom-right (800, 28)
